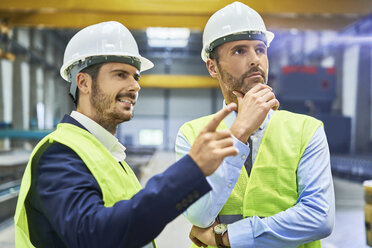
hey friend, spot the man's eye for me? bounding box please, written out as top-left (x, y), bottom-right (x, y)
top-left (234, 49), bottom-right (245, 55)
top-left (117, 73), bottom-right (127, 78)
top-left (257, 48), bottom-right (266, 54)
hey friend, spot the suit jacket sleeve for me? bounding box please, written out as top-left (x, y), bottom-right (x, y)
top-left (28, 142), bottom-right (211, 248)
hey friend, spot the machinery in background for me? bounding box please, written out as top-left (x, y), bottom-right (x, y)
top-left (0, 150), bottom-right (29, 223)
top-left (0, 132), bottom-right (155, 223)
top-left (277, 65), bottom-right (351, 154)
top-left (0, 20), bottom-right (15, 61)
top-left (276, 66), bottom-right (372, 183)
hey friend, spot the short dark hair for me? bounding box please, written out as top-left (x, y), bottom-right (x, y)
top-left (70, 63), bottom-right (105, 107)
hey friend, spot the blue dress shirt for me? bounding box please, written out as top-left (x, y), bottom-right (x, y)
top-left (175, 109), bottom-right (335, 248)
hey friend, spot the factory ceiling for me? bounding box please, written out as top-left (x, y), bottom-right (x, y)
top-left (0, 0), bottom-right (371, 31)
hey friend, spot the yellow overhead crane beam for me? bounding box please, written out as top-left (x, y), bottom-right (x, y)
top-left (0, 0), bottom-right (371, 30)
top-left (1, 0), bottom-right (371, 16)
top-left (139, 75), bottom-right (219, 88)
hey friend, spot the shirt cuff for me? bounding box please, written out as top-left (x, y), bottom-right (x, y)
top-left (175, 154), bottom-right (211, 192)
top-left (224, 135), bottom-right (250, 169)
top-left (228, 219), bottom-right (255, 248)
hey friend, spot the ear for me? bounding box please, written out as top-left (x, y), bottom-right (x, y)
top-left (75, 72), bottom-right (91, 96)
top-left (206, 59), bottom-right (219, 79)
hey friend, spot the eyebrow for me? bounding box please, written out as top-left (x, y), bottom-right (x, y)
top-left (111, 69), bottom-right (141, 79)
top-left (230, 44), bottom-right (249, 51)
top-left (230, 42), bottom-right (267, 51)
top-left (256, 43), bottom-right (267, 49)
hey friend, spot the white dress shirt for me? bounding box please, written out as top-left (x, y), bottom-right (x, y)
top-left (70, 111), bottom-right (126, 162)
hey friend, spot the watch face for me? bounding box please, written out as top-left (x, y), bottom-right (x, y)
top-left (214, 224), bottom-right (227, 234)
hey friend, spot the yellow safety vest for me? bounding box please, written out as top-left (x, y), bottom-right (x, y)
top-left (14, 123), bottom-right (156, 247)
top-left (180, 110), bottom-right (322, 248)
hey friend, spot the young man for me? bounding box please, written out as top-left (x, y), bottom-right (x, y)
top-left (14, 21), bottom-right (239, 248)
top-left (176, 2), bottom-right (334, 247)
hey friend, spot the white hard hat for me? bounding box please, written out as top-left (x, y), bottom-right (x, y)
top-left (60, 21), bottom-right (154, 99)
top-left (201, 1), bottom-right (274, 62)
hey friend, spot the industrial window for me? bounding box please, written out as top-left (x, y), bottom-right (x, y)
top-left (139, 129), bottom-right (163, 146)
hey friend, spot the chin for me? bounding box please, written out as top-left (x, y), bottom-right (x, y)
top-left (241, 81), bottom-right (264, 93)
top-left (122, 112), bottom-right (134, 122)
top-left (236, 87), bottom-right (249, 95)
top-left (119, 115), bottom-right (133, 123)
top-left (111, 111), bottom-right (132, 124)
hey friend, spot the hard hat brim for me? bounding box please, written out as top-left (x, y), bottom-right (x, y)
top-left (201, 30), bottom-right (275, 62)
top-left (139, 56), bottom-right (154, 72)
top-left (60, 54), bottom-right (154, 82)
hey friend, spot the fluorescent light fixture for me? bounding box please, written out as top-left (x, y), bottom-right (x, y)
top-left (147, 27), bottom-right (190, 40)
top-left (148, 39), bottom-right (188, 48)
top-left (290, 28), bottom-right (299, 35)
top-left (146, 27), bottom-right (190, 48)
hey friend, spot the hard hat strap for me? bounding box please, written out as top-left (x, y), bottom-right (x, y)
top-left (66, 55), bottom-right (142, 99)
top-left (205, 31), bottom-right (267, 56)
top-left (68, 65), bottom-right (80, 99)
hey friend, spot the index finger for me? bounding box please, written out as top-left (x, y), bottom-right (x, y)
top-left (203, 103), bottom-right (237, 132)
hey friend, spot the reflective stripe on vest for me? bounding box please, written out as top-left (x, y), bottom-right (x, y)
top-left (181, 110), bottom-right (321, 248)
top-left (14, 123), bottom-right (156, 248)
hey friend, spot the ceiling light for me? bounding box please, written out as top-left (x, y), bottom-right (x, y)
top-left (146, 27), bottom-right (190, 48)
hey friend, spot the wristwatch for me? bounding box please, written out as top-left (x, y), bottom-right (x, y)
top-left (213, 223), bottom-right (228, 248)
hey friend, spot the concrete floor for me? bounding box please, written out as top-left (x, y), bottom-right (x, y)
top-left (0, 218), bottom-right (13, 248)
top-left (322, 177), bottom-right (369, 248)
top-left (0, 151), bottom-right (371, 247)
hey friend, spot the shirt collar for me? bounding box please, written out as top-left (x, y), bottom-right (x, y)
top-left (222, 100), bottom-right (273, 132)
top-left (70, 111), bottom-right (126, 161)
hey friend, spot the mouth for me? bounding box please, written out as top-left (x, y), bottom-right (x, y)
top-left (117, 98), bottom-right (135, 107)
top-left (246, 72), bottom-right (263, 79)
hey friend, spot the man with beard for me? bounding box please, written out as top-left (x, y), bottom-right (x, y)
top-left (176, 2), bottom-right (334, 247)
top-left (14, 21), bottom-right (240, 248)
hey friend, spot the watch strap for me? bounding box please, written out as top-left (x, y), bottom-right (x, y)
top-left (214, 228), bottom-right (228, 248)
top-left (215, 231), bottom-right (225, 248)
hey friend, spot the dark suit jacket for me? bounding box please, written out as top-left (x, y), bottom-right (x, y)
top-left (25, 115), bottom-right (211, 248)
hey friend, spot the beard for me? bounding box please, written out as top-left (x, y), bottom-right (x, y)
top-left (90, 81), bottom-right (137, 133)
top-left (217, 63), bottom-right (267, 103)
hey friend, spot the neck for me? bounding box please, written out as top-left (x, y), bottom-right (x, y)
top-left (75, 108), bottom-right (118, 135)
top-left (95, 119), bottom-right (118, 135)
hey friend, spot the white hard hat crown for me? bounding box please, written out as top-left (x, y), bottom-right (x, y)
top-left (60, 21), bottom-right (154, 99)
top-left (201, 1), bottom-right (274, 62)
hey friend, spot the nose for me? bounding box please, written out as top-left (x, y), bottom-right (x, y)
top-left (247, 48), bottom-right (260, 67)
top-left (129, 77), bottom-right (141, 93)
top-left (249, 50), bottom-right (260, 67)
